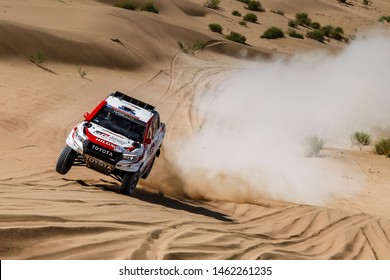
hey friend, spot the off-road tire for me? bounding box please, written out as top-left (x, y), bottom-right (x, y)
top-left (141, 157), bottom-right (155, 179)
top-left (120, 171), bottom-right (140, 195)
top-left (56, 145), bottom-right (77, 175)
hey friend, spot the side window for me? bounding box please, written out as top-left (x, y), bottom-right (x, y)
top-left (155, 114), bottom-right (160, 130)
top-left (147, 114), bottom-right (160, 141)
top-left (147, 117), bottom-right (156, 140)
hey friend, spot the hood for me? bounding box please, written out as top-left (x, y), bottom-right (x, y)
top-left (82, 122), bottom-right (136, 152)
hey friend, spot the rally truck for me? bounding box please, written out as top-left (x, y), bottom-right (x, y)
top-left (56, 91), bottom-right (166, 195)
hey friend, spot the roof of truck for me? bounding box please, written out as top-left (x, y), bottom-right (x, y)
top-left (105, 93), bottom-right (155, 123)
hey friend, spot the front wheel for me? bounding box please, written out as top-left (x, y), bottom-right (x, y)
top-left (120, 171), bottom-right (140, 195)
top-left (56, 145), bottom-right (77, 175)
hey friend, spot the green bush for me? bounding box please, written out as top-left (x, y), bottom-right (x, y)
top-left (353, 131), bottom-right (371, 150)
top-left (261, 27), bottom-right (284, 39)
top-left (295, 12), bottom-right (312, 26)
top-left (305, 135), bottom-right (325, 157)
top-left (141, 2), bottom-right (159, 13)
top-left (374, 138), bottom-right (390, 157)
top-left (310, 22), bottom-right (321, 29)
top-left (237, 0), bottom-right (250, 3)
top-left (204, 0), bottom-right (220, 9)
top-left (208, 23), bottom-right (223, 33)
top-left (177, 41), bottom-right (206, 54)
top-left (226, 31), bottom-right (247, 44)
top-left (306, 30), bottom-right (325, 43)
top-left (319, 25), bottom-right (344, 41)
top-left (334, 27), bottom-right (344, 33)
top-left (232, 10), bottom-right (242, 17)
top-left (243, 13), bottom-right (258, 22)
top-left (319, 25), bottom-right (332, 37)
top-left (239, 20), bottom-right (247, 26)
top-left (115, 1), bottom-right (139, 10)
top-left (245, 1), bottom-right (264, 12)
top-left (288, 20), bottom-right (297, 28)
top-left (287, 29), bottom-right (304, 39)
top-left (378, 15), bottom-right (390, 22)
top-left (29, 51), bottom-right (45, 65)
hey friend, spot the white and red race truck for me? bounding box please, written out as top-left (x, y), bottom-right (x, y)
top-left (56, 91), bottom-right (165, 195)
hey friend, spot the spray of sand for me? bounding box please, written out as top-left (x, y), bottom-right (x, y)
top-left (166, 30), bottom-right (390, 206)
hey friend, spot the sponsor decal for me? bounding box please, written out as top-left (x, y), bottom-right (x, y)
top-left (96, 138), bottom-right (116, 149)
top-left (95, 130), bottom-right (110, 138)
top-left (114, 146), bottom-right (125, 152)
top-left (94, 129), bottom-right (128, 146)
top-left (107, 105), bottom-right (140, 120)
top-left (147, 143), bottom-right (156, 157)
top-left (85, 155), bottom-right (114, 172)
top-left (118, 105), bottom-right (136, 116)
top-left (91, 144), bottom-right (114, 157)
top-left (110, 137), bottom-right (127, 146)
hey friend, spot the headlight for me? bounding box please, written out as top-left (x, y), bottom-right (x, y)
top-left (122, 153), bottom-right (139, 162)
top-left (74, 129), bottom-right (87, 143)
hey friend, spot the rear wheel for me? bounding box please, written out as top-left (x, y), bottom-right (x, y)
top-left (120, 171), bottom-right (140, 195)
top-left (56, 145), bottom-right (77, 175)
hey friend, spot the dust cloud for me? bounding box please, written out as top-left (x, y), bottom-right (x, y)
top-left (169, 30), bottom-right (390, 206)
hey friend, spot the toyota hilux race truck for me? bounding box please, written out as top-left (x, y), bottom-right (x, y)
top-left (56, 91), bottom-right (165, 195)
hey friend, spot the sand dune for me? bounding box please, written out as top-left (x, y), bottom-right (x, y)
top-left (1, 0), bottom-right (390, 260)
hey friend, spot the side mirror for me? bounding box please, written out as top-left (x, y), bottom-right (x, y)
top-left (145, 139), bottom-right (152, 145)
top-left (83, 112), bottom-right (90, 119)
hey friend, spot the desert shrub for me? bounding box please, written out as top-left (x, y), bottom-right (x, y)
top-left (115, 1), bottom-right (139, 10)
top-left (287, 29), bottom-right (304, 39)
top-left (319, 25), bottom-right (344, 41)
top-left (295, 12), bottom-right (312, 26)
top-left (353, 131), bottom-right (371, 150)
top-left (338, 0), bottom-right (348, 3)
top-left (306, 30), bottom-right (325, 43)
top-left (261, 27), bottom-right (284, 39)
top-left (204, 0), bottom-right (220, 9)
top-left (288, 20), bottom-right (297, 28)
top-left (319, 25), bottom-right (332, 36)
top-left (363, 0), bottom-right (372, 5)
top-left (374, 138), bottom-right (390, 157)
top-left (141, 2), bottom-right (159, 13)
top-left (378, 15), bottom-right (390, 22)
top-left (226, 31), bottom-right (247, 44)
top-left (77, 66), bottom-right (88, 78)
top-left (29, 51), bottom-right (45, 65)
top-left (239, 20), bottom-right (247, 26)
top-left (245, 1), bottom-right (265, 12)
top-left (270, 10), bottom-right (284, 16)
top-left (232, 10), bottom-right (242, 16)
top-left (330, 30), bottom-right (344, 41)
top-left (209, 23), bottom-right (223, 33)
top-left (177, 41), bottom-right (206, 54)
top-left (271, 10), bottom-right (285, 15)
top-left (305, 135), bottom-right (325, 157)
top-left (237, 0), bottom-right (250, 3)
top-left (310, 22), bottom-right (321, 29)
top-left (334, 26), bottom-right (344, 33)
top-left (243, 13), bottom-right (258, 22)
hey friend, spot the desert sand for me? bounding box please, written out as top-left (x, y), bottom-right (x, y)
top-left (1, 0), bottom-right (390, 259)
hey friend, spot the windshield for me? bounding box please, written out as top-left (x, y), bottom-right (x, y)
top-left (92, 106), bottom-right (146, 143)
